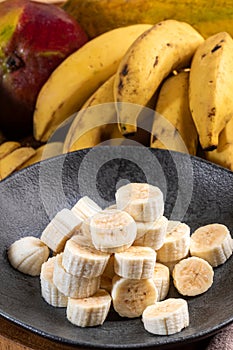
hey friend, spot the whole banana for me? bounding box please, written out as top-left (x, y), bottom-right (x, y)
top-left (114, 19), bottom-right (204, 135)
top-left (63, 74), bottom-right (123, 153)
top-left (33, 24), bottom-right (152, 142)
top-left (151, 71), bottom-right (198, 155)
top-left (189, 31), bottom-right (233, 150)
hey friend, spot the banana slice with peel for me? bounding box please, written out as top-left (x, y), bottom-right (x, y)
top-left (40, 256), bottom-right (68, 307)
top-left (8, 236), bottom-right (50, 276)
top-left (114, 19), bottom-right (204, 135)
top-left (71, 196), bottom-right (102, 220)
top-left (0, 146), bottom-right (36, 180)
top-left (114, 246), bottom-right (156, 279)
top-left (152, 263), bottom-right (170, 301)
top-left (62, 235), bottom-right (110, 277)
top-left (116, 183), bottom-right (164, 222)
top-left (133, 216), bottom-right (168, 250)
top-left (156, 221), bottom-right (190, 263)
top-left (190, 223), bottom-right (233, 267)
top-left (67, 289), bottom-right (111, 327)
top-left (40, 208), bottom-right (83, 253)
top-left (111, 275), bottom-right (158, 318)
top-left (90, 209), bottom-right (137, 253)
top-left (53, 253), bottom-right (100, 298)
top-left (172, 256), bottom-right (214, 296)
top-left (142, 298), bottom-right (189, 335)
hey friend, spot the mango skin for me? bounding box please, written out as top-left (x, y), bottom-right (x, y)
top-left (0, 0), bottom-right (88, 138)
top-left (63, 0), bottom-right (233, 39)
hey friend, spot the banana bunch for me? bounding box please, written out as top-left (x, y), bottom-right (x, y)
top-left (7, 182), bottom-right (233, 332)
top-left (0, 140), bottom-right (63, 181)
top-left (33, 18), bottom-right (232, 171)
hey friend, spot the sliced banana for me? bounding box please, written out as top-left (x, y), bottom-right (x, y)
top-left (152, 263), bottom-right (170, 301)
top-left (90, 209), bottom-right (137, 253)
top-left (40, 256), bottom-right (68, 307)
top-left (62, 235), bottom-right (110, 277)
top-left (40, 208), bottom-right (83, 253)
top-left (71, 196), bottom-right (102, 220)
top-left (114, 246), bottom-right (156, 279)
top-left (142, 298), bottom-right (189, 335)
top-left (116, 183), bottom-right (164, 222)
top-left (67, 289), bottom-right (111, 327)
top-left (156, 221), bottom-right (190, 263)
top-left (53, 253), bottom-right (100, 298)
top-left (111, 275), bottom-right (157, 318)
top-left (190, 223), bottom-right (233, 267)
top-left (133, 216), bottom-right (168, 250)
top-left (172, 256), bottom-right (214, 296)
top-left (8, 236), bottom-right (50, 276)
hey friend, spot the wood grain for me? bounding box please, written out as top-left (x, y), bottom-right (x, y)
top-left (0, 316), bottom-right (211, 350)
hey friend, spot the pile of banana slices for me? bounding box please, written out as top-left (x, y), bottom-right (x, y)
top-left (7, 183), bottom-right (233, 335)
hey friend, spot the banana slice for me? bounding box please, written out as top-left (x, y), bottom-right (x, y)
top-left (53, 254), bottom-right (100, 298)
top-left (40, 256), bottom-right (68, 307)
top-left (172, 256), bottom-right (214, 296)
top-left (111, 275), bottom-right (157, 318)
top-left (114, 246), bottom-right (156, 279)
top-left (190, 223), bottom-right (233, 267)
top-left (71, 196), bottom-right (102, 220)
top-left (67, 289), bottom-right (111, 327)
top-left (90, 209), bottom-right (137, 253)
top-left (116, 183), bottom-right (164, 222)
top-left (156, 221), bottom-right (190, 263)
top-left (133, 216), bottom-right (168, 250)
top-left (40, 208), bottom-right (83, 253)
top-left (142, 298), bottom-right (189, 335)
top-left (152, 263), bottom-right (170, 301)
top-left (8, 236), bottom-right (50, 276)
top-left (62, 235), bottom-right (110, 277)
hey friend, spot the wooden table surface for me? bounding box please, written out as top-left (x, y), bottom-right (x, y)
top-left (0, 316), bottom-right (212, 350)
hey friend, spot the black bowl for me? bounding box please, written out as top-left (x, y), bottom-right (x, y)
top-left (0, 146), bottom-right (232, 349)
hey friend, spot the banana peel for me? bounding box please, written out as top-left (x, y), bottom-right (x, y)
top-left (63, 0), bottom-right (233, 39)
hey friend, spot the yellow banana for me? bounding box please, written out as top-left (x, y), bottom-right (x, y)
top-left (151, 71), bottom-right (198, 155)
top-left (19, 142), bottom-right (64, 169)
top-left (189, 32), bottom-right (233, 150)
top-left (114, 19), bottom-right (204, 135)
top-left (63, 74), bottom-right (123, 153)
top-left (0, 146), bottom-right (36, 180)
top-left (0, 141), bottom-right (21, 160)
top-left (204, 116), bottom-right (233, 170)
top-left (33, 24), bottom-right (152, 142)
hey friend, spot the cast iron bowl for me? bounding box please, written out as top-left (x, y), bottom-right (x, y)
top-left (0, 146), bottom-right (232, 349)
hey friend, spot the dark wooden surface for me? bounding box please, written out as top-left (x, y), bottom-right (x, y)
top-left (0, 316), bottom-right (211, 350)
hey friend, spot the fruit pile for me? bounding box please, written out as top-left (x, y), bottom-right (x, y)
top-left (1, 0), bottom-right (233, 180)
top-left (8, 183), bottom-right (233, 333)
